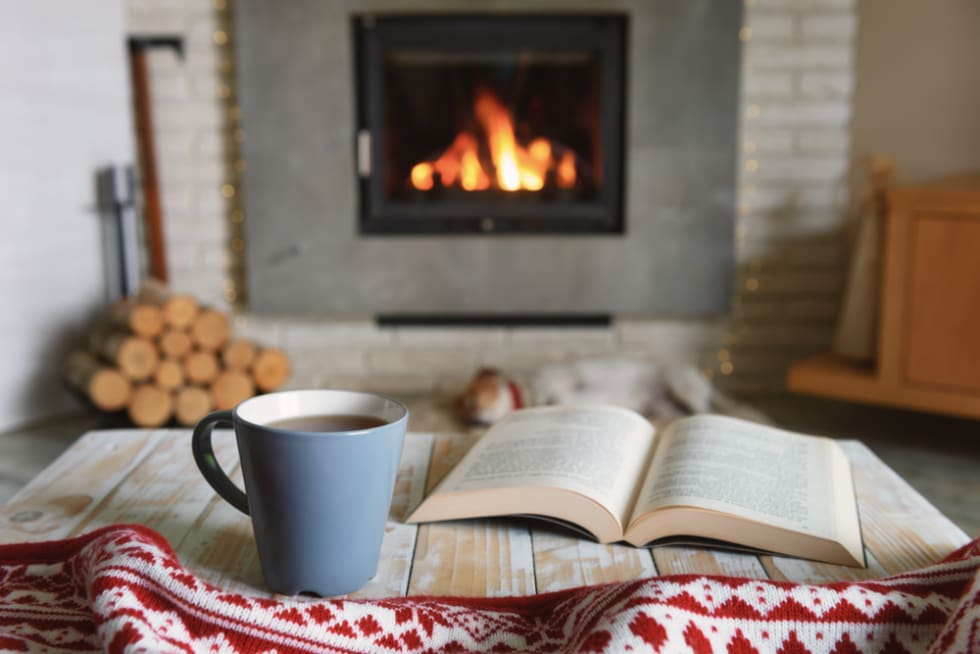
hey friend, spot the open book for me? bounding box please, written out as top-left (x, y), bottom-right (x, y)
top-left (407, 406), bottom-right (865, 566)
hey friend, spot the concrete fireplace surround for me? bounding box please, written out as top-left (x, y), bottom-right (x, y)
top-left (237, 0), bottom-right (742, 315)
top-left (126, 0), bottom-right (857, 395)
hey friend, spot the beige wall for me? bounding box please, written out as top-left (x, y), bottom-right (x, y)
top-left (852, 0), bottom-right (980, 183)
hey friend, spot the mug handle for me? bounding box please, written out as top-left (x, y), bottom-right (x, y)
top-left (192, 410), bottom-right (249, 515)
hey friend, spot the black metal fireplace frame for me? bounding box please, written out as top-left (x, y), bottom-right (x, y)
top-left (353, 14), bottom-right (627, 235)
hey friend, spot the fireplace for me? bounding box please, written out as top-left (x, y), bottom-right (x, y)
top-left (236, 1), bottom-right (741, 316)
top-left (355, 15), bottom-right (626, 234)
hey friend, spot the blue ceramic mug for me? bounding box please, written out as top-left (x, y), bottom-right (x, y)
top-left (192, 389), bottom-right (408, 596)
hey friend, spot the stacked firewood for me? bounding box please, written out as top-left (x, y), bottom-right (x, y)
top-left (63, 281), bottom-right (290, 427)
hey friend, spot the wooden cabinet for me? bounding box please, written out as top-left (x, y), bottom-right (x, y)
top-left (788, 175), bottom-right (980, 419)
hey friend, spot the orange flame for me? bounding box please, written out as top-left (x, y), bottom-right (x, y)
top-left (410, 162), bottom-right (434, 191)
top-left (409, 88), bottom-right (577, 192)
top-left (557, 151), bottom-right (576, 189)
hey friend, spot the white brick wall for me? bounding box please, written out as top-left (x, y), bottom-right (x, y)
top-left (733, 0), bottom-right (855, 393)
top-left (125, 0), bottom-right (857, 396)
top-left (128, 3), bottom-right (234, 308)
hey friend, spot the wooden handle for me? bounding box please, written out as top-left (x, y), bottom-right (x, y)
top-left (130, 47), bottom-right (168, 283)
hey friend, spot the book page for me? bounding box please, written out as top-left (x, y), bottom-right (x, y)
top-left (629, 415), bottom-right (848, 538)
top-left (435, 405), bottom-right (656, 527)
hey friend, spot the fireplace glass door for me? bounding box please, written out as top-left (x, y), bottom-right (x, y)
top-left (355, 15), bottom-right (626, 234)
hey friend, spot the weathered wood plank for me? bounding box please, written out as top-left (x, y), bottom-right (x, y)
top-left (839, 441), bottom-right (969, 573)
top-left (68, 429), bottom-right (240, 544)
top-left (407, 431), bottom-right (536, 597)
top-left (762, 548), bottom-right (888, 584)
top-left (2, 426), bottom-right (970, 600)
top-left (0, 429), bottom-right (168, 544)
top-left (351, 432), bottom-right (434, 599)
top-left (652, 546), bottom-right (769, 578)
top-left (409, 519), bottom-right (535, 597)
top-left (532, 529), bottom-right (656, 592)
top-left (174, 459), bottom-right (266, 595)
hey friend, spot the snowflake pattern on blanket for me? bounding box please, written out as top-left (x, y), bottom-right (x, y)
top-left (0, 525), bottom-right (978, 653)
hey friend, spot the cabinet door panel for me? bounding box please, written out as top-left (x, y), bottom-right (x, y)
top-left (904, 213), bottom-right (980, 392)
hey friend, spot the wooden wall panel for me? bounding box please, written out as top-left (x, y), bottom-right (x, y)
top-left (904, 214), bottom-right (980, 392)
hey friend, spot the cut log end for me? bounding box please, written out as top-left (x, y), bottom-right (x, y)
top-left (154, 359), bottom-right (184, 391)
top-left (140, 280), bottom-right (200, 329)
top-left (222, 339), bottom-right (257, 371)
top-left (131, 304), bottom-right (165, 338)
top-left (184, 350), bottom-right (219, 385)
top-left (191, 309), bottom-right (231, 351)
top-left (63, 351), bottom-right (131, 412)
top-left (163, 295), bottom-right (199, 329)
top-left (212, 370), bottom-right (255, 410)
top-left (175, 386), bottom-right (213, 426)
top-left (252, 348), bottom-right (291, 392)
top-left (89, 369), bottom-right (132, 412)
top-left (112, 300), bottom-right (164, 338)
top-left (93, 334), bottom-right (159, 382)
top-left (159, 329), bottom-right (192, 359)
top-left (128, 385), bottom-right (174, 427)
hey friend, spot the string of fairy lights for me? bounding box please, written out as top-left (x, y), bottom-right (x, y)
top-left (212, 0), bottom-right (246, 308)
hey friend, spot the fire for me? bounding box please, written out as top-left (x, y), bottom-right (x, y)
top-left (409, 88), bottom-right (577, 192)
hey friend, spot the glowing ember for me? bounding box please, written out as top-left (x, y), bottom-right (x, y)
top-left (410, 88), bottom-right (577, 192)
top-left (557, 151), bottom-right (576, 189)
top-left (410, 162), bottom-right (434, 191)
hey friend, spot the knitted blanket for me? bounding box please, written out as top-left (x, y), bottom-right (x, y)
top-left (0, 525), bottom-right (977, 653)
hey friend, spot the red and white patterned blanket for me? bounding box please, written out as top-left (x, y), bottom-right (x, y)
top-left (0, 525), bottom-right (977, 653)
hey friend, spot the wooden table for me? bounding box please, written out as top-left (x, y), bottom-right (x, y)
top-left (0, 429), bottom-right (970, 598)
